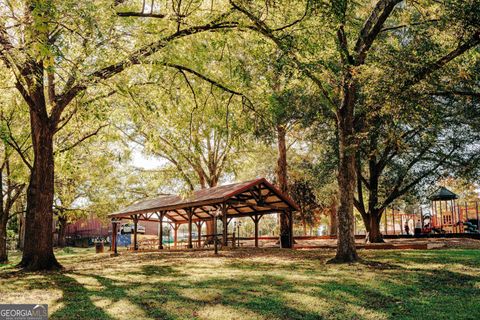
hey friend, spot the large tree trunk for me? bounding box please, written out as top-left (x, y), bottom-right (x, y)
top-left (0, 168), bottom-right (6, 264)
top-left (0, 215), bottom-right (8, 264)
top-left (331, 74), bottom-right (358, 263)
top-left (328, 200), bottom-right (337, 236)
top-left (366, 211), bottom-right (384, 243)
top-left (57, 215), bottom-right (67, 248)
top-left (18, 110), bottom-right (61, 270)
top-left (18, 210), bottom-right (25, 250)
top-left (276, 125), bottom-right (292, 248)
top-left (205, 180), bottom-right (217, 242)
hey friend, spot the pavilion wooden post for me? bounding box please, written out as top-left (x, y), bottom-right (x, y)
top-left (158, 212), bottom-right (164, 250)
top-left (289, 210), bottom-right (294, 247)
top-left (251, 214), bottom-right (262, 248)
top-left (451, 200), bottom-right (456, 233)
top-left (222, 203), bottom-right (228, 246)
top-left (133, 215), bottom-right (138, 251)
top-left (440, 201), bottom-right (444, 230)
top-left (187, 209), bottom-right (193, 249)
top-left (111, 220), bottom-right (119, 256)
top-left (430, 202), bottom-right (435, 229)
top-left (255, 215), bottom-right (259, 247)
top-left (214, 214), bottom-right (218, 254)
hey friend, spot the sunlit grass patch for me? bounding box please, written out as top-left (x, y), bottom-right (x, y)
top-left (0, 246), bottom-right (479, 319)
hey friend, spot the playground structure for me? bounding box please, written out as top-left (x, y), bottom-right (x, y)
top-left (382, 187), bottom-right (480, 236)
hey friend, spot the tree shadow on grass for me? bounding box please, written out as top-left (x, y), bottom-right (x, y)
top-left (132, 264), bottom-right (185, 277)
top-left (50, 273), bottom-right (114, 320)
top-left (3, 249), bottom-right (480, 320)
top-left (311, 267), bottom-right (480, 319)
top-left (132, 271), bottom-right (326, 320)
top-left (49, 271), bottom-right (182, 320)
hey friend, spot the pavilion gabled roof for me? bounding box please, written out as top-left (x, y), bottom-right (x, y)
top-left (429, 187), bottom-right (458, 201)
top-left (108, 178), bottom-right (298, 223)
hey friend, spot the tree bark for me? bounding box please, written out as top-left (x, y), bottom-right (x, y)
top-left (366, 211), bottom-right (384, 243)
top-left (0, 168), bottom-right (6, 264)
top-left (205, 180), bottom-right (218, 241)
top-left (18, 210), bottom-right (25, 250)
top-left (331, 72), bottom-right (358, 263)
top-left (276, 125), bottom-right (292, 248)
top-left (355, 134), bottom-right (386, 243)
top-left (18, 109), bottom-right (61, 270)
top-left (57, 215), bottom-right (67, 248)
top-left (329, 206), bottom-right (337, 236)
top-left (0, 215), bottom-right (8, 264)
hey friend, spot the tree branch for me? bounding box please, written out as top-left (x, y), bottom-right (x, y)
top-left (230, 0), bottom-right (336, 111)
top-left (116, 12), bottom-right (166, 18)
top-left (51, 12), bottom-right (239, 128)
top-left (354, 0), bottom-right (403, 65)
top-left (2, 118), bottom-right (33, 170)
top-left (56, 124), bottom-right (108, 154)
top-left (380, 19), bottom-right (439, 33)
top-left (405, 31), bottom-right (480, 88)
top-left (430, 90), bottom-right (480, 98)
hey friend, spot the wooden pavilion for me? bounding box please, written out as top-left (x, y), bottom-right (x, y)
top-left (108, 178), bottom-right (298, 253)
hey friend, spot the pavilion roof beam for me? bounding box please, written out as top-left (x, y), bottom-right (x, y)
top-left (196, 207), bottom-right (214, 217)
top-left (227, 199), bottom-right (288, 211)
top-left (171, 209), bottom-right (189, 221)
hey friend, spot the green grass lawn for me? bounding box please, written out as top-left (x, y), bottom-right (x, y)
top-left (1, 247), bottom-right (479, 320)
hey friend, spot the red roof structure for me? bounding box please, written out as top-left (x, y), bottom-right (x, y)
top-left (108, 178), bottom-right (297, 252)
top-left (108, 178), bottom-right (298, 223)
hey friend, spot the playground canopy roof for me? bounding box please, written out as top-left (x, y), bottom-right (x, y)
top-left (429, 187), bottom-right (458, 201)
top-left (108, 178), bottom-right (298, 224)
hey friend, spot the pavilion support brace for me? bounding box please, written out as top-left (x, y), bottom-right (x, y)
top-left (222, 203), bottom-right (228, 246)
top-left (250, 214), bottom-right (263, 248)
top-left (188, 209), bottom-right (193, 249)
top-left (133, 215), bottom-right (138, 251)
top-left (158, 212), bottom-right (164, 250)
top-left (111, 220), bottom-right (118, 256)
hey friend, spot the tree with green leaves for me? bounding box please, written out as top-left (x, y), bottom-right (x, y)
top-left (114, 64), bottom-right (250, 237)
top-left (290, 179), bottom-right (320, 235)
top-left (231, 0), bottom-right (480, 262)
top-left (355, 87), bottom-right (480, 242)
top-left (0, 0), bottom-right (240, 270)
top-left (0, 99), bottom-right (29, 263)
